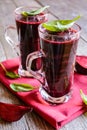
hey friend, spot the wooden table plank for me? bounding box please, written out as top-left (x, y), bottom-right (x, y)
top-left (0, 0), bottom-right (87, 130)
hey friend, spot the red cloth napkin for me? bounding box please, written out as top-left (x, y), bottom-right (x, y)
top-left (0, 57), bottom-right (87, 130)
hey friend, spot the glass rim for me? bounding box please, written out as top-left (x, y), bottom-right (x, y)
top-left (38, 23), bottom-right (81, 37)
top-left (14, 6), bottom-right (48, 24)
top-left (14, 6), bottom-right (48, 15)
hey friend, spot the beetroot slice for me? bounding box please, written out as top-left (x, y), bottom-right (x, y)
top-left (0, 102), bottom-right (32, 122)
top-left (75, 56), bottom-right (87, 75)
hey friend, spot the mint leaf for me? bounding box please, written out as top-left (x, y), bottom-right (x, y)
top-left (10, 83), bottom-right (34, 92)
top-left (6, 71), bottom-right (20, 79)
top-left (42, 15), bottom-right (81, 32)
top-left (21, 5), bottom-right (49, 16)
top-left (0, 63), bottom-right (20, 79)
top-left (80, 89), bottom-right (87, 105)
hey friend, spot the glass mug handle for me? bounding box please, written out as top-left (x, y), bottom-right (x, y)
top-left (26, 50), bottom-right (45, 84)
top-left (5, 26), bottom-right (20, 56)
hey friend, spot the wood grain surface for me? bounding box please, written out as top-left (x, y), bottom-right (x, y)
top-left (0, 0), bottom-right (87, 130)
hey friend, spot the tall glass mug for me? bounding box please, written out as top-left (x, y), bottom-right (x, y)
top-left (5, 6), bottom-right (48, 77)
top-left (26, 23), bottom-right (81, 104)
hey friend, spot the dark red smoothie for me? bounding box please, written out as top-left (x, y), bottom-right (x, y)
top-left (39, 29), bottom-right (79, 97)
top-left (15, 13), bottom-right (47, 70)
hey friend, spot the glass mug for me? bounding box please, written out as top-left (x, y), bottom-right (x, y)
top-left (5, 6), bottom-right (48, 77)
top-left (26, 23), bottom-right (81, 104)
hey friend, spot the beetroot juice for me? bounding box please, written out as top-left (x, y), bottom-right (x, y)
top-left (15, 11), bottom-right (48, 70)
top-left (26, 23), bottom-right (81, 103)
top-left (38, 25), bottom-right (80, 98)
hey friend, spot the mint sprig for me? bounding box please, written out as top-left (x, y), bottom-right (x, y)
top-left (0, 63), bottom-right (20, 79)
top-left (10, 83), bottom-right (35, 92)
top-left (42, 15), bottom-right (81, 32)
top-left (21, 5), bottom-right (49, 17)
top-left (5, 71), bottom-right (20, 79)
top-left (80, 89), bottom-right (87, 105)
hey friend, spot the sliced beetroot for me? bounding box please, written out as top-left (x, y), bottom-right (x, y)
top-left (0, 102), bottom-right (32, 122)
top-left (75, 56), bottom-right (87, 75)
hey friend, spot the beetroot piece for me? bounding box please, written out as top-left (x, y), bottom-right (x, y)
top-left (75, 56), bottom-right (87, 75)
top-left (0, 102), bottom-right (32, 122)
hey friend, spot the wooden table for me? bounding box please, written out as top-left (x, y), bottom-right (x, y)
top-left (0, 0), bottom-right (87, 130)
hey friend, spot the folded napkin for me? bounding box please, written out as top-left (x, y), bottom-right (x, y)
top-left (0, 57), bottom-right (87, 130)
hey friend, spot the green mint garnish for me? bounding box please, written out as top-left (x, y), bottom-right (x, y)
top-left (42, 15), bottom-right (81, 32)
top-left (10, 83), bottom-right (35, 92)
top-left (21, 5), bottom-right (49, 17)
top-left (5, 71), bottom-right (20, 79)
top-left (80, 89), bottom-right (87, 105)
top-left (0, 63), bottom-right (20, 79)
